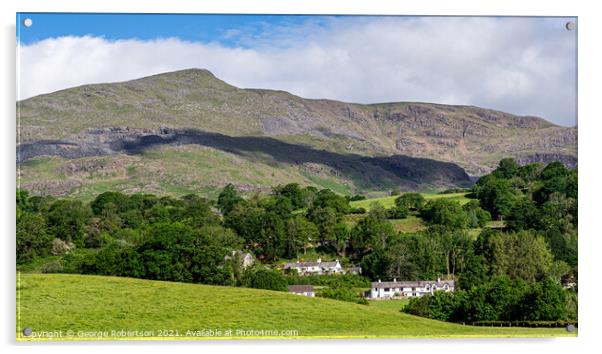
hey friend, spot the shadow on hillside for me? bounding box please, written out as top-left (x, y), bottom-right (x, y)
top-left (17, 129), bottom-right (472, 190)
top-left (114, 129), bottom-right (471, 189)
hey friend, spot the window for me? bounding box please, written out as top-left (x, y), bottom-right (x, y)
top-left (384, 288), bottom-right (390, 292)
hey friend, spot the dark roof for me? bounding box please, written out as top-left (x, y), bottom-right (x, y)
top-left (372, 280), bottom-right (455, 289)
top-left (288, 285), bottom-right (315, 293)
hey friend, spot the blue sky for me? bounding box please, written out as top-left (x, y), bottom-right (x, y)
top-left (16, 13), bottom-right (330, 46)
top-left (17, 13), bottom-right (577, 126)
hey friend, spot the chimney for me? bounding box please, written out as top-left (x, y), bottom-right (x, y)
top-left (437, 277), bottom-right (441, 283)
top-left (378, 279), bottom-right (381, 283)
top-left (317, 258), bottom-right (321, 263)
top-left (393, 278), bottom-right (397, 282)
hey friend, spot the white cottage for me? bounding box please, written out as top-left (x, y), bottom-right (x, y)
top-left (369, 278), bottom-right (454, 299)
top-left (283, 258), bottom-right (344, 275)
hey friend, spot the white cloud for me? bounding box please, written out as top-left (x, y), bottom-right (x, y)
top-left (18, 17), bottom-right (577, 126)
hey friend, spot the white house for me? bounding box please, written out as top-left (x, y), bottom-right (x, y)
top-left (287, 285), bottom-right (315, 297)
top-left (283, 258), bottom-right (344, 275)
top-left (368, 278), bottom-right (455, 299)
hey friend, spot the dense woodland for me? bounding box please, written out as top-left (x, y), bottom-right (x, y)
top-left (16, 158), bottom-right (577, 323)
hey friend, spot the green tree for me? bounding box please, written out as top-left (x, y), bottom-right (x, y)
top-left (352, 204), bottom-right (395, 252)
top-left (285, 216), bottom-right (318, 257)
top-left (460, 277), bottom-right (529, 322)
top-left (181, 194), bottom-right (219, 228)
top-left (479, 230), bottom-right (553, 283)
top-left (462, 200), bottom-right (491, 228)
top-left (16, 212), bottom-right (53, 263)
top-left (494, 158), bottom-right (520, 179)
top-left (90, 191), bottom-right (130, 215)
top-left (505, 197), bottom-right (540, 231)
top-left (428, 227), bottom-right (471, 279)
top-left (217, 184), bottom-right (243, 216)
top-left (243, 267), bottom-right (287, 291)
top-left (333, 222), bottom-right (351, 257)
top-left (395, 192), bottom-right (426, 211)
top-left (420, 199), bottom-right (468, 229)
top-left (519, 278), bottom-right (568, 321)
top-left (47, 199), bottom-right (92, 247)
top-left (473, 176), bottom-right (518, 219)
top-left (273, 183), bottom-right (304, 209)
top-left (405, 291), bottom-right (464, 321)
top-left (307, 206), bottom-right (338, 248)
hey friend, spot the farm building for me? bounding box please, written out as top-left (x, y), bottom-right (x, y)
top-left (368, 278), bottom-right (455, 299)
top-left (287, 285), bottom-right (315, 297)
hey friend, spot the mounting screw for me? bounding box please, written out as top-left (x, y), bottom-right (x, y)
top-left (565, 21), bottom-right (576, 31)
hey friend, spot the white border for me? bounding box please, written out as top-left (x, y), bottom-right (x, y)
top-left (2, 1), bottom-right (601, 353)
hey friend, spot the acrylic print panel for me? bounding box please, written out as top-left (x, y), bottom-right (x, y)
top-left (16, 13), bottom-right (578, 341)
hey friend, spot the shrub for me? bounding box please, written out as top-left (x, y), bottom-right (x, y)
top-left (387, 206), bottom-right (409, 219)
top-left (395, 193), bottom-right (426, 211)
top-left (317, 287), bottom-right (368, 305)
top-left (350, 207), bottom-right (367, 214)
top-left (40, 260), bottom-right (63, 273)
top-left (284, 274), bottom-right (370, 288)
top-left (243, 267), bottom-right (287, 291)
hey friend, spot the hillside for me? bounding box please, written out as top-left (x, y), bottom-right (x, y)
top-left (16, 273), bottom-right (574, 340)
top-left (16, 69), bottom-right (577, 198)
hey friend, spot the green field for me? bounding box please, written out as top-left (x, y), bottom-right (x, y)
top-left (367, 299), bottom-right (411, 312)
top-left (17, 273), bottom-right (574, 340)
top-left (350, 192), bottom-right (472, 210)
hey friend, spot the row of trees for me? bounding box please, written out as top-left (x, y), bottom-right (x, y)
top-left (405, 277), bottom-right (576, 322)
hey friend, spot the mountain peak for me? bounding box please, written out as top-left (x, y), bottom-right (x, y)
top-left (135, 68), bottom-right (219, 82)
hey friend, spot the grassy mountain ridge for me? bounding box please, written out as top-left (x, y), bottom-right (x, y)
top-left (17, 69), bottom-right (576, 197)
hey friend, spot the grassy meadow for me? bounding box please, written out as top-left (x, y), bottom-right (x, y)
top-left (17, 273), bottom-right (574, 340)
top-left (350, 192), bottom-right (471, 210)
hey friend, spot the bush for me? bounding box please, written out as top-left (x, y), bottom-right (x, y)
top-left (404, 291), bottom-right (464, 321)
top-left (243, 267), bottom-right (287, 291)
top-left (347, 195), bottom-right (366, 202)
top-left (40, 260), bottom-right (63, 273)
top-left (439, 188), bottom-right (470, 194)
top-left (395, 193), bottom-right (425, 211)
top-left (387, 206), bottom-right (409, 219)
top-left (317, 287), bottom-right (368, 305)
top-left (420, 199), bottom-right (468, 229)
top-left (284, 274), bottom-right (370, 288)
top-left (350, 207), bottom-right (367, 214)
top-left (61, 248), bottom-right (98, 273)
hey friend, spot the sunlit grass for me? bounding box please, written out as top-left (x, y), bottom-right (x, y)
top-left (17, 273), bottom-right (574, 340)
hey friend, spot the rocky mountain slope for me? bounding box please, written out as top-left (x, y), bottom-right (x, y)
top-left (17, 69), bottom-right (577, 198)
